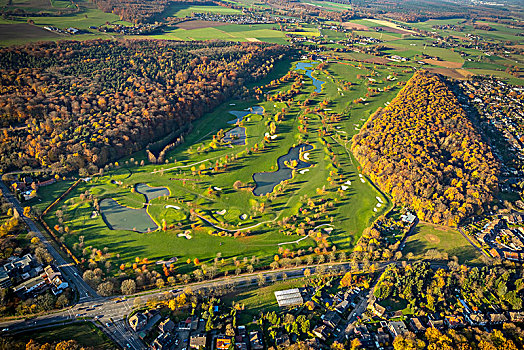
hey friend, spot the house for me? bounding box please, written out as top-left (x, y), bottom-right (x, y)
top-left (249, 331), bottom-right (263, 350)
top-left (190, 334), bottom-right (207, 349)
top-left (429, 319), bottom-right (445, 329)
top-left (369, 301), bottom-right (386, 317)
top-left (0, 269), bottom-right (11, 288)
top-left (312, 325), bottom-right (330, 340)
top-left (489, 313), bottom-right (508, 324)
top-left (129, 312), bottom-right (148, 332)
top-left (275, 333), bottom-right (290, 347)
top-left (375, 327), bottom-right (390, 348)
top-left (152, 333), bottom-right (175, 350)
top-left (387, 321), bottom-right (408, 337)
top-left (44, 265), bottom-right (68, 295)
top-left (445, 315), bottom-right (465, 328)
top-left (274, 288), bottom-right (303, 307)
top-left (467, 313), bottom-right (488, 326)
top-left (508, 311), bottom-right (524, 323)
top-left (158, 318), bottom-right (175, 333)
top-left (409, 317), bottom-right (426, 333)
top-left (215, 335), bottom-right (232, 350)
top-left (323, 310), bottom-right (341, 329)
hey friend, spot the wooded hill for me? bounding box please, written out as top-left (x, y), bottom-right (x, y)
top-left (351, 71), bottom-right (499, 226)
top-left (0, 39), bottom-right (288, 174)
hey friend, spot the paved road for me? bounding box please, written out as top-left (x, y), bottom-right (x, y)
top-left (1, 263), bottom-right (353, 349)
top-left (0, 182), bottom-right (98, 302)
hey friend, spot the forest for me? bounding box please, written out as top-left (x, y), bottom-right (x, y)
top-left (351, 71), bottom-right (499, 226)
top-left (0, 39), bottom-right (288, 174)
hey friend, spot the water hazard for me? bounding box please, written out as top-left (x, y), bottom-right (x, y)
top-left (253, 144), bottom-right (313, 196)
top-left (100, 183), bottom-right (169, 232)
top-left (294, 61), bottom-right (325, 93)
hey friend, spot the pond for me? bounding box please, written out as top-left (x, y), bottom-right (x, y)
top-left (294, 61), bottom-right (325, 93)
top-left (99, 183), bottom-right (169, 232)
top-left (99, 198), bottom-right (158, 233)
top-left (253, 144), bottom-right (313, 196)
top-left (223, 126), bottom-right (246, 145)
top-left (135, 183), bottom-right (170, 202)
top-left (228, 105), bottom-right (265, 124)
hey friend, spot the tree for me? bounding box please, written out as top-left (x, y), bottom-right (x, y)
top-left (97, 281), bottom-right (115, 296)
top-left (121, 279), bottom-right (136, 295)
top-left (55, 294), bottom-right (69, 309)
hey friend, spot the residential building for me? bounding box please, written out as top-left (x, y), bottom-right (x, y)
top-left (249, 331), bottom-right (263, 350)
top-left (489, 313), bottom-right (508, 324)
top-left (152, 333), bottom-right (175, 350)
top-left (409, 317), bottom-right (426, 333)
top-left (387, 321), bottom-right (408, 337)
top-left (129, 312), bottom-right (147, 332)
top-left (323, 310), bottom-right (341, 329)
top-left (158, 318), bottom-right (175, 333)
top-left (190, 334), bottom-right (207, 349)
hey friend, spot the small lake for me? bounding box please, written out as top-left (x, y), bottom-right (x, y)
top-left (99, 183), bottom-right (169, 232)
top-left (295, 61), bottom-right (325, 93)
top-left (100, 198), bottom-right (158, 233)
top-left (135, 183), bottom-right (170, 202)
top-left (223, 126), bottom-right (246, 145)
top-left (253, 144), bottom-right (313, 196)
top-left (228, 106), bottom-right (264, 124)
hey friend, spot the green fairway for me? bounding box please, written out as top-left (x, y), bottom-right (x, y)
top-left (404, 223), bottom-right (482, 264)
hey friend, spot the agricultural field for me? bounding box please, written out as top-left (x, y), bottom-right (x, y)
top-left (39, 58), bottom-right (412, 278)
top-left (404, 223), bottom-right (482, 264)
top-left (150, 23), bottom-right (287, 44)
top-left (161, 4), bottom-right (242, 18)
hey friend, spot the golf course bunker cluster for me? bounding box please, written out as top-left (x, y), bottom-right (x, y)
top-left (253, 144), bottom-right (313, 196)
top-left (100, 183), bottom-right (170, 232)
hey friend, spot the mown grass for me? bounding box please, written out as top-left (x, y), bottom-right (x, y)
top-left (404, 223), bottom-right (482, 264)
top-left (15, 322), bottom-right (117, 349)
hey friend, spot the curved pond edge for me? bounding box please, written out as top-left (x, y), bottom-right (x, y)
top-left (99, 183), bottom-right (171, 232)
top-left (252, 143), bottom-right (315, 196)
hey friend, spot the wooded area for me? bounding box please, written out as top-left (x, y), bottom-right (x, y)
top-left (0, 39), bottom-right (288, 174)
top-left (351, 71), bottom-right (499, 226)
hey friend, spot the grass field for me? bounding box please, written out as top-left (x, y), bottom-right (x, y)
top-left (222, 278), bottom-right (307, 324)
top-left (161, 4), bottom-right (242, 18)
top-left (150, 23), bottom-right (287, 44)
top-left (404, 223), bottom-right (482, 264)
top-left (16, 322), bottom-right (117, 349)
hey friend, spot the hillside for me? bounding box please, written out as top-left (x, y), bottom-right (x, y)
top-left (351, 71), bottom-right (499, 226)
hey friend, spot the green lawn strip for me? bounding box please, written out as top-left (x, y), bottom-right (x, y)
top-left (15, 322), bottom-right (117, 349)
